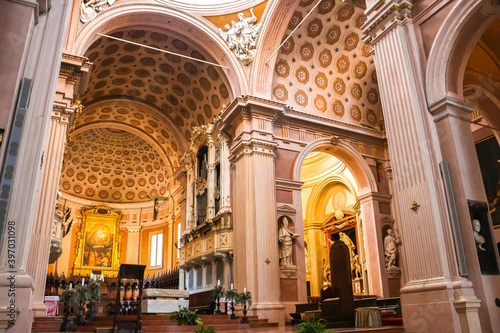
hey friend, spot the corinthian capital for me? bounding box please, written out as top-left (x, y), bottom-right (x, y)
top-left (362, 0), bottom-right (413, 45)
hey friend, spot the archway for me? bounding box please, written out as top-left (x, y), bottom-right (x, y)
top-left (293, 138), bottom-right (391, 299)
top-left (423, 2), bottom-right (500, 330)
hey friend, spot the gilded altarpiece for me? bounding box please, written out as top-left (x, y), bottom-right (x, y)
top-left (73, 206), bottom-right (122, 277)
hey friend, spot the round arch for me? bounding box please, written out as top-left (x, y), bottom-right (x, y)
top-left (305, 176), bottom-right (357, 223)
top-left (293, 138), bottom-right (378, 196)
top-left (71, 122), bottom-right (175, 175)
top-left (249, 0), bottom-right (302, 97)
top-left (70, 3), bottom-right (248, 98)
top-left (425, 0), bottom-right (500, 104)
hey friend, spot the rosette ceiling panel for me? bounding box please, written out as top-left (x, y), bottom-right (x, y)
top-left (60, 28), bottom-right (233, 203)
top-left (272, 0), bottom-right (382, 128)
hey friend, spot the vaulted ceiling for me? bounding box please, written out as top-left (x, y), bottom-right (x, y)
top-left (272, 0), bottom-right (381, 129)
top-left (60, 27), bottom-right (234, 204)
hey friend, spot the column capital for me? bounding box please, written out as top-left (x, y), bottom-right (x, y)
top-left (358, 191), bottom-right (392, 204)
top-left (428, 95), bottom-right (475, 123)
top-left (362, 0), bottom-right (414, 45)
top-left (126, 226), bottom-right (142, 233)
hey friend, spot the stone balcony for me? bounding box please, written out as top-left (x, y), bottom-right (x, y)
top-left (178, 218), bottom-right (233, 270)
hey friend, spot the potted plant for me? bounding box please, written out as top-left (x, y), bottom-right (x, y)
top-left (84, 278), bottom-right (102, 322)
top-left (225, 288), bottom-right (238, 319)
top-left (237, 290), bottom-right (252, 324)
top-left (73, 284), bottom-right (87, 326)
top-left (211, 285), bottom-right (225, 314)
top-left (169, 306), bottom-right (202, 326)
top-left (297, 319), bottom-right (328, 333)
top-left (59, 286), bottom-right (81, 331)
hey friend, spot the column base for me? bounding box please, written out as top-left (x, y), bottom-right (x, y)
top-left (400, 279), bottom-right (481, 333)
top-left (0, 274), bottom-right (34, 333)
top-left (251, 302), bottom-right (286, 326)
top-left (32, 301), bottom-right (47, 317)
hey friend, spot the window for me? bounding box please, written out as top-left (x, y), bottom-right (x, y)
top-left (150, 232), bottom-right (163, 268)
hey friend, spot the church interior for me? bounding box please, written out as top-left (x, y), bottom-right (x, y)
top-left (1, 0), bottom-right (500, 332)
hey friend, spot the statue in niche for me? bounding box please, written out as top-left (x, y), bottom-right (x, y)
top-left (472, 219), bottom-right (487, 251)
top-left (384, 228), bottom-right (400, 268)
top-left (322, 258), bottom-right (331, 288)
top-left (278, 216), bottom-right (299, 266)
top-left (219, 8), bottom-right (262, 65)
top-left (352, 254), bottom-right (362, 279)
top-left (80, 0), bottom-right (116, 23)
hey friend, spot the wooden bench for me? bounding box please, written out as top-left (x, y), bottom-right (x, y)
top-left (188, 290), bottom-right (215, 314)
top-left (376, 297), bottom-right (402, 318)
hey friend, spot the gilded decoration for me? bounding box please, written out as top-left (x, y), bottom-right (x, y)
top-left (73, 206), bottom-right (122, 278)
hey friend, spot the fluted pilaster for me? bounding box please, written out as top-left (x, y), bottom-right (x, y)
top-left (27, 110), bottom-right (70, 316)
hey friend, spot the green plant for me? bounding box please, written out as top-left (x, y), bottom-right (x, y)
top-left (297, 319), bottom-right (328, 333)
top-left (237, 291), bottom-right (252, 308)
top-left (169, 306), bottom-right (202, 326)
top-left (193, 321), bottom-right (217, 333)
top-left (211, 285), bottom-right (225, 301)
top-left (225, 288), bottom-right (238, 302)
top-left (60, 286), bottom-right (81, 308)
top-left (84, 279), bottom-right (102, 302)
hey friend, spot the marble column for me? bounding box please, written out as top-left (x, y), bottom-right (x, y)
top-left (358, 192), bottom-right (391, 297)
top-left (304, 222), bottom-right (323, 297)
top-left (26, 110), bottom-right (70, 317)
top-left (219, 133), bottom-right (231, 213)
top-left (125, 226), bottom-right (141, 264)
top-left (206, 139), bottom-right (216, 219)
top-left (226, 99), bottom-right (284, 325)
top-left (363, 1), bottom-right (482, 332)
top-left (0, 0), bottom-right (74, 330)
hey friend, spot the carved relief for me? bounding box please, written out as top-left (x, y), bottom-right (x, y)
top-left (80, 0), bottom-right (116, 23)
top-left (219, 8), bottom-right (262, 65)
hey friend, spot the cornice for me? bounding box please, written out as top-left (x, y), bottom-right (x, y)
top-left (428, 95), bottom-right (475, 123)
top-left (362, 0), bottom-right (413, 45)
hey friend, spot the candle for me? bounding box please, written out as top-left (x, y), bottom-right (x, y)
top-left (69, 283), bottom-right (72, 290)
top-left (218, 279), bottom-right (220, 286)
top-left (244, 287), bottom-right (246, 293)
top-left (101, 273), bottom-right (104, 282)
top-left (82, 278), bottom-right (85, 286)
top-left (231, 283), bottom-right (234, 290)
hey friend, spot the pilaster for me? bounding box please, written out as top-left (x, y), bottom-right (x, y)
top-left (226, 98), bottom-right (285, 325)
top-left (125, 226), bottom-right (142, 265)
top-left (362, 2), bottom-right (483, 332)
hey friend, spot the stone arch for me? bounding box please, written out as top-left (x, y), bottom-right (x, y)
top-left (425, 0), bottom-right (500, 105)
top-left (250, 0), bottom-right (302, 97)
top-left (293, 138), bottom-right (378, 196)
top-left (70, 3), bottom-right (247, 98)
top-left (293, 137), bottom-right (387, 297)
top-left (305, 176), bottom-right (357, 223)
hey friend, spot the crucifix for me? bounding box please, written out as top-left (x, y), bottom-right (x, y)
top-left (146, 194), bottom-right (169, 221)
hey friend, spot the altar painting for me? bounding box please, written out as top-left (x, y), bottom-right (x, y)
top-left (83, 224), bottom-right (113, 267)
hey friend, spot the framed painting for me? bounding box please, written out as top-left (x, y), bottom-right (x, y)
top-left (73, 206), bottom-right (122, 278)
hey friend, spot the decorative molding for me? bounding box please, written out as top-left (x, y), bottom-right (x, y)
top-left (362, 0), bottom-right (413, 45)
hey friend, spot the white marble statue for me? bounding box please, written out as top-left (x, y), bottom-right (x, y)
top-left (352, 254), bottom-right (362, 279)
top-left (384, 228), bottom-right (400, 268)
top-left (219, 8), bottom-right (262, 65)
top-left (472, 219), bottom-right (487, 251)
top-left (80, 0), bottom-right (116, 23)
top-left (278, 217), bottom-right (299, 266)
